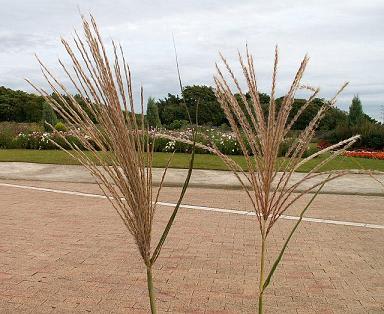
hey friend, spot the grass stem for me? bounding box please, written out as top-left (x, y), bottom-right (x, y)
top-left (258, 222), bottom-right (266, 314)
top-left (146, 266), bottom-right (157, 314)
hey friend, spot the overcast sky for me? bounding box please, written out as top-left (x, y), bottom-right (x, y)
top-left (0, 0), bottom-right (383, 119)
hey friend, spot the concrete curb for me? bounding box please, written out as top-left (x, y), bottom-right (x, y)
top-left (0, 162), bottom-right (383, 196)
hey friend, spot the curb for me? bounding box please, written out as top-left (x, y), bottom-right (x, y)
top-left (1, 176), bottom-right (383, 197)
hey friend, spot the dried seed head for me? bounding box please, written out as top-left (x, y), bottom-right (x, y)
top-left (28, 15), bottom-right (164, 266)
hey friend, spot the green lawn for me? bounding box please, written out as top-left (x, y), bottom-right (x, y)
top-left (0, 149), bottom-right (383, 172)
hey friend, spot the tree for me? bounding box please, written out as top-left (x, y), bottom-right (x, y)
top-left (157, 85), bottom-right (227, 126)
top-left (146, 97), bottom-right (162, 128)
top-left (183, 85), bottom-right (226, 125)
top-left (320, 106), bottom-right (348, 131)
top-left (157, 93), bottom-right (185, 125)
top-left (289, 98), bottom-right (322, 130)
top-left (348, 95), bottom-right (364, 126)
top-left (258, 93), bottom-right (270, 104)
top-left (0, 85), bottom-right (378, 132)
top-left (0, 86), bottom-right (44, 122)
top-left (41, 101), bottom-right (57, 129)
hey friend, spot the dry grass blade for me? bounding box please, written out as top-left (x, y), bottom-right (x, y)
top-left (27, 15), bottom-right (195, 314)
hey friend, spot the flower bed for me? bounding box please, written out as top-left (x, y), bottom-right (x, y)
top-left (343, 150), bottom-right (384, 160)
top-left (12, 131), bottom-right (84, 150)
top-left (152, 128), bottom-right (243, 155)
top-left (1, 127), bottom-right (321, 157)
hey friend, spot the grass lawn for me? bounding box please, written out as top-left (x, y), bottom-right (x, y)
top-left (0, 149), bottom-right (383, 172)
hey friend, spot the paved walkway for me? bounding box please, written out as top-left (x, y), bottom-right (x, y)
top-left (1, 180), bottom-right (383, 313)
top-left (0, 162), bottom-right (383, 196)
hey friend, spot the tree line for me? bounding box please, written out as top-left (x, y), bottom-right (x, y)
top-left (147, 85), bottom-right (378, 131)
top-left (0, 84), bottom-right (380, 133)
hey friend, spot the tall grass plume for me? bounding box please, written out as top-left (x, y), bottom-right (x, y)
top-left (27, 15), bottom-right (195, 313)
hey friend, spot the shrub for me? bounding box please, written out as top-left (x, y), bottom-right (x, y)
top-left (66, 135), bottom-right (85, 150)
top-left (23, 132), bottom-right (51, 149)
top-left (55, 122), bottom-right (67, 132)
top-left (0, 131), bottom-right (14, 148)
top-left (212, 132), bottom-right (241, 155)
top-left (41, 102), bottom-right (58, 130)
top-left (12, 133), bottom-right (29, 149)
top-left (302, 145), bottom-right (320, 158)
top-left (167, 119), bottom-right (189, 130)
top-left (359, 123), bottom-right (384, 150)
top-left (7, 131), bottom-right (82, 150)
top-left (218, 123), bottom-right (230, 132)
top-left (278, 138), bottom-right (295, 157)
top-left (322, 121), bottom-right (384, 150)
top-left (152, 136), bottom-right (170, 152)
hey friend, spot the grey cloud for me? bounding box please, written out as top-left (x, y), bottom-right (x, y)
top-left (0, 32), bottom-right (55, 53)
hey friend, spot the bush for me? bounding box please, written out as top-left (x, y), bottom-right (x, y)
top-left (0, 123), bottom-right (340, 158)
top-left (66, 135), bottom-right (85, 150)
top-left (0, 131), bottom-right (15, 148)
top-left (23, 132), bottom-right (51, 149)
top-left (41, 102), bottom-right (57, 130)
top-left (359, 123), bottom-right (384, 150)
top-left (302, 145), bottom-right (320, 158)
top-left (1, 131), bottom-right (82, 150)
top-left (321, 121), bottom-right (384, 150)
top-left (278, 138), bottom-right (295, 157)
top-left (12, 133), bottom-right (29, 149)
top-left (167, 119), bottom-right (189, 130)
top-left (55, 122), bottom-right (67, 132)
top-left (218, 123), bottom-right (230, 132)
top-left (153, 136), bottom-right (170, 152)
top-left (212, 133), bottom-right (241, 155)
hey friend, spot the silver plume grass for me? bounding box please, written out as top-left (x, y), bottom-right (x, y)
top-left (214, 46), bottom-right (359, 313)
top-left (27, 15), bottom-right (195, 314)
top-left (160, 46), bottom-right (362, 312)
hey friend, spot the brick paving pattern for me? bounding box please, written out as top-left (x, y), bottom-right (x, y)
top-left (1, 180), bottom-right (383, 313)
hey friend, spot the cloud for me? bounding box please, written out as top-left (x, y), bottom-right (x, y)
top-left (0, 0), bottom-right (383, 119)
top-left (0, 31), bottom-right (54, 53)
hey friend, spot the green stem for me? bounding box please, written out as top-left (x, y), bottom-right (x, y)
top-left (261, 178), bottom-right (329, 295)
top-left (258, 291), bottom-right (263, 314)
top-left (146, 266), bottom-right (157, 314)
top-left (258, 222), bottom-right (266, 314)
top-left (150, 135), bottom-right (196, 264)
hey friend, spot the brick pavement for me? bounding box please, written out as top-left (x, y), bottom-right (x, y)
top-left (0, 180), bottom-right (383, 313)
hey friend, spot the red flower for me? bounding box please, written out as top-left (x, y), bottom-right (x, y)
top-left (343, 151), bottom-right (384, 160)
